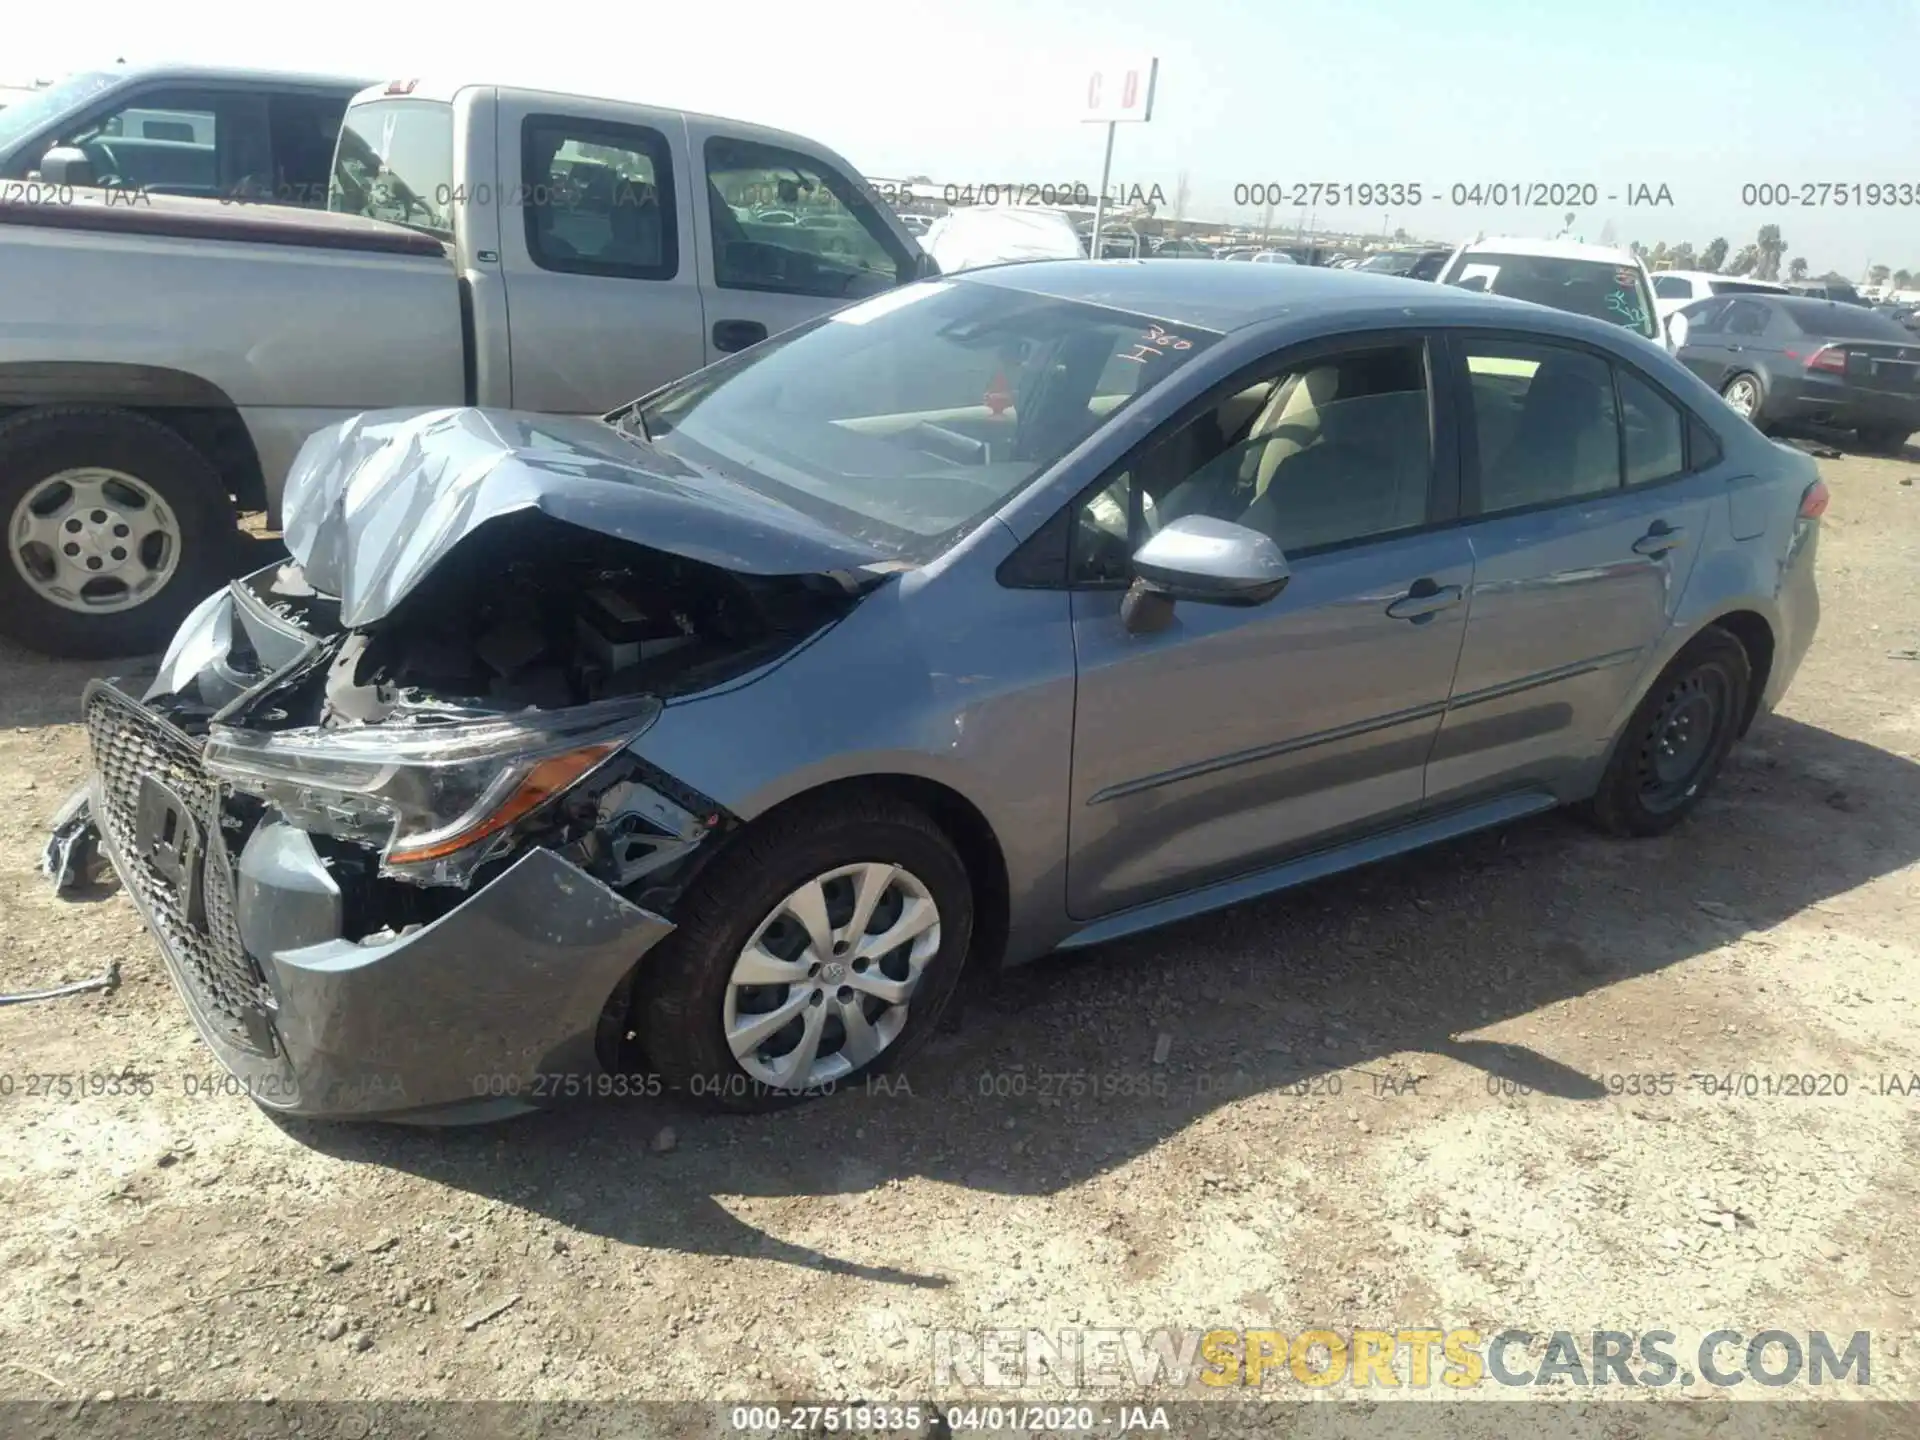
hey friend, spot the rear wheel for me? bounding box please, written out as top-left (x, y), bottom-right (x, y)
top-left (633, 792), bottom-right (974, 1113)
top-left (1858, 425), bottom-right (1911, 456)
top-left (1584, 627), bottom-right (1752, 837)
top-left (1721, 372), bottom-right (1765, 427)
top-left (0, 408), bottom-right (237, 658)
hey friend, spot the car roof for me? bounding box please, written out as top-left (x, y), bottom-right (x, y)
top-left (94, 62), bottom-right (372, 90)
top-left (956, 257), bottom-right (1631, 336)
top-left (346, 80), bottom-right (852, 155)
top-left (1458, 235), bottom-right (1641, 265)
top-left (1658, 269), bottom-right (1786, 289)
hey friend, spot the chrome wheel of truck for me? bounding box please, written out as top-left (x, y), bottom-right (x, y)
top-left (9, 467), bottom-right (182, 616)
top-left (0, 408), bottom-right (236, 658)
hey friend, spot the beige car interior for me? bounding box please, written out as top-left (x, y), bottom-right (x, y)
top-left (1140, 347), bottom-right (1433, 553)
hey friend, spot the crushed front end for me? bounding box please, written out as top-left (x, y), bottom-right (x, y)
top-left (49, 521), bottom-right (861, 1122)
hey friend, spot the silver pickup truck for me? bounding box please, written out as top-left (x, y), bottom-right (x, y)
top-left (0, 78), bottom-right (929, 657)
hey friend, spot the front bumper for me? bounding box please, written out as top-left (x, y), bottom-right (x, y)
top-left (62, 680), bottom-right (674, 1123)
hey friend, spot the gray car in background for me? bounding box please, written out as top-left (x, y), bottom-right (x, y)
top-left (48, 262), bottom-right (1823, 1123)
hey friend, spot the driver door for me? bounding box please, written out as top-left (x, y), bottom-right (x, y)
top-left (685, 122), bottom-right (919, 362)
top-left (1066, 332), bottom-right (1476, 919)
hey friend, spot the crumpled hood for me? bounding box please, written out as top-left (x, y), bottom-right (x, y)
top-left (281, 407), bottom-right (893, 628)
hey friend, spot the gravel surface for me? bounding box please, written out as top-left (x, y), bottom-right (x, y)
top-left (2, 451), bottom-right (1917, 1436)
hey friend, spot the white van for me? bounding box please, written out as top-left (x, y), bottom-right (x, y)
top-left (1437, 237), bottom-right (1662, 345)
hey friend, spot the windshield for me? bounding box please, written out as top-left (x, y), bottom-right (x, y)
top-left (328, 99), bottom-right (455, 240)
top-left (1450, 252), bottom-right (1659, 339)
top-left (635, 280), bottom-right (1220, 561)
top-left (0, 71), bottom-right (117, 159)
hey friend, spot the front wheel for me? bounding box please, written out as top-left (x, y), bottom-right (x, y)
top-left (1583, 627), bottom-right (1752, 837)
top-left (633, 793), bottom-right (974, 1113)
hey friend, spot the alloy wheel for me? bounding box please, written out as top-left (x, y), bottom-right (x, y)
top-left (1722, 377), bottom-right (1759, 419)
top-left (723, 862), bottom-right (942, 1090)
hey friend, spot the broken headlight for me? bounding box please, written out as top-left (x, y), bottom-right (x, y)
top-left (201, 697), bottom-right (662, 886)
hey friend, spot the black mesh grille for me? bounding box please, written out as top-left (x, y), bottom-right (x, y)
top-left (84, 685), bottom-right (277, 1055)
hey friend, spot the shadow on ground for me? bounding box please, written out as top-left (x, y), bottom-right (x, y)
top-left (285, 712), bottom-right (1920, 1285)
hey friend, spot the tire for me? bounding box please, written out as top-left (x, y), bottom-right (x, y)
top-left (1857, 425), bottom-right (1911, 457)
top-left (1720, 372), bottom-right (1767, 429)
top-left (633, 791), bottom-right (975, 1114)
top-left (0, 407), bottom-right (237, 658)
top-left (1584, 627), bottom-right (1752, 838)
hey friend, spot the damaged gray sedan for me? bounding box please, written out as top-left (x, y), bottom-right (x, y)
top-left (46, 263), bottom-right (1821, 1121)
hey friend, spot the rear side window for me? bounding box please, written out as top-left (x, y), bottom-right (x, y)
top-left (522, 116), bottom-right (675, 280)
top-left (1723, 300), bottom-right (1771, 337)
top-left (1462, 340), bottom-right (1620, 513)
top-left (1616, 369), bottom-right (1684, 486)
top-left (330, 99), bottom-right (455, 239)
top-left (1653, 275), bottom-right (1691, 299)
top-left (1707, 279), bottom-right (1784, 297)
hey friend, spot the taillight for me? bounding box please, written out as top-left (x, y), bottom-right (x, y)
top-left (1805, 345), bottom-right (1847, 375)
top-left (1799, 478), bottom-right (1831, 519)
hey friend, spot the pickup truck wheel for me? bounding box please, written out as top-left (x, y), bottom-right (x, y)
top-left (1858, 425), bottom-right (1911, 457)
top-left (0, 408), bottom-right (236, 658)
top-left (633, 792), bottom-right (974, 1113)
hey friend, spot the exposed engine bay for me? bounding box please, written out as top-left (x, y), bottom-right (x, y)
top-left (267, 513), bottom-right (863, 726)
top-left (134, 514), bottom-right (870, 928)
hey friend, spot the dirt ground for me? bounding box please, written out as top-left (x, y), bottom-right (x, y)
top-left (2, 449), bottom-right (1918, 1437)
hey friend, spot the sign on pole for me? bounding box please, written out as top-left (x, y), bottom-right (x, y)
top-left (1080, 57), bottom-right (1159, 256)
top-left (1080, 59), bottom-right (1159, 124)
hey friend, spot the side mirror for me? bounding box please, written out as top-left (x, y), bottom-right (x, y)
top-left (1121, 515), bottom-right (1289, 632)
top-left (913, 249), bottom-right (941, 280)
top-left (38, 146), bottom-right (96, 187)
top-left (1665, 312), bottom-right (1690, 351)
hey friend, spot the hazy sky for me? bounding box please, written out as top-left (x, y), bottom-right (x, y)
top-left (9, 0), bottom-right (1919, 274)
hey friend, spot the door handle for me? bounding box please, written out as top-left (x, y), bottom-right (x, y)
top-left (712, 319), bottom-right (768, 353)
top-left (1633, 523), bottom-right (1686, 557)
top-left (1385, 579), bottom-right (1464, 621)
top-left (1726, 344), bottom-right (1744, 352)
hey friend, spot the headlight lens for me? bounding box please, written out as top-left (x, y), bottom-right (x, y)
top-left (202, 696), bottom-right (662, 886)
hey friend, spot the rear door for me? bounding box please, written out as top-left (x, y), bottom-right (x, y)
top-left (684, 122), bottom-right (919, 362)
top-left (492, 96), bottom-right (707, 412)
top-left (1672, 297), bottom-right (1740, 387)
top-left (1426, 333), bottom-right (1717, 806)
